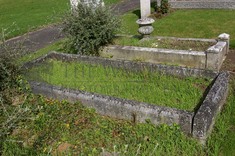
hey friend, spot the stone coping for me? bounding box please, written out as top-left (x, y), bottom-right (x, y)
top-left (23, 52), bottom-right (229, 142)
top-left (169, 0), bottom-right (235, 9)
top-left (29, 81), bottom-right (194, 134)
top-left (193, 71), bottom-right (230, 143)
top-left (115, 34), bottom-right (217, 43)
top-left (23, 51), bottom-right (218, 78)
top-left (104, 45), bottom-right (205, 55)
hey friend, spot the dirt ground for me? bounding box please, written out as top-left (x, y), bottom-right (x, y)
top-left (221, 49), bottom-right (235, 73)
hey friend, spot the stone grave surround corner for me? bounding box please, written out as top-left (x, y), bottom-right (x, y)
top-left (218, 33), bottom-right (230, 54)
top-left (24, 52), bottom-right (230, 143)
top-left (192, 71), bottom-right (230, 144)
top-left (206, 33), bottom-right (230, 71)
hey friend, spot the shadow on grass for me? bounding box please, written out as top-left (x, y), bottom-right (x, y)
top-left (132, 9), bottom-right (140, 18)
top-left (193, 77), bottom-right (216, 113)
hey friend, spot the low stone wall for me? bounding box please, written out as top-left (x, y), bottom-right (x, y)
top-left (100, 34), bottom-right (230, 71)
top-left (169, 0), bottom-right (235, 9)
top-left (23, 52), bottom-right (218, 78)
top-left (24, 52), bottom-right (229, 142)
top-left (193, 71), bottom-right (230, 143)
top-left (29, 81), bottom-right (194, 134)
top-left (101, 45), bottom-right (207, 69)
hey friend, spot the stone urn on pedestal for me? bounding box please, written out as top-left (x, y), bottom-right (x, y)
top-left (136, 18), bottom-right (155, 38)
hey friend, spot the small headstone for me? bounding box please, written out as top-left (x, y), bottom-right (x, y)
top-left (88, 0), bottom-right (104, 7)
top-left (70, 0), bottom-right (104, 9)
top-left (70, 0), bottom-right (79, 9)
top-left (157, 0), bottom-right (161, 7)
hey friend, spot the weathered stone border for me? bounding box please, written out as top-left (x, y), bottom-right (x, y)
top-left (24, 52), bottom-right (229, 142)
top-left (23, 52), bottom-right (218, 78)
top-left (193, 71), bottom-right (230, 143)
top-left (169, 0), bottom-right (235, 9)
top-left (29, 81), bottom-right (194, 134)
top-left (101, 34), bottom-right (229, 71)
top-left (101, 45), bottom-right (207, 69)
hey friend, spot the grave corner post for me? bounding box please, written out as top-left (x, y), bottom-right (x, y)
top-left (218, 33), bottom-right (230, 55)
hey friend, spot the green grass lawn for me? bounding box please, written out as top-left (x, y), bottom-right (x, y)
top-left (2, 1), bottom-right (235, 48)
top-left (0, 0), bottom-right (70, 38)
top-left (0, 0), bottom-right (120, 39)
top-left (2, 2), bottom-right (235, 155)
top-left (0, 95), bottom-right (203, 155)
top-left (1, 78), bottom-right (234, 155)
top-left (25, 59), bottom-right (211, 111)
top-left (120, 9), bottom-right (235, 48)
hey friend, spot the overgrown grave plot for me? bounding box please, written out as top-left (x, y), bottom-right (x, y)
top-left (23, 52), bottom-right (229, 141)
top-left (113, 35), bottom-right (215, 51)
top-left (101, 34), bottom-right (229, 71)
top-left (25, 57), bottom-right (211, 111)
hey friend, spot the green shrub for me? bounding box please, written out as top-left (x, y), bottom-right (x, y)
top-left (0, 32), bottom-right (28, 112)
top-left (0, 59), bottom-right (21, 91)
top-left (62, 3), bottom-right (120, 55)
top-left (0, 42), bottom-right (24, 92)
top-left (0, 34), bottom-right (29, 154)
top-left (153, 1), bottom-right (160, 13)
top-left (160, 0), bottom-right (170, 14)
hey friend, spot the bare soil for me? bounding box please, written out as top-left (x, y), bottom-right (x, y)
top-left (221, 49), bottom-right (235, 73)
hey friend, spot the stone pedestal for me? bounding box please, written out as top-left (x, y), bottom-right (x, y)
top-left (136, 18), bottom-right (155, 38)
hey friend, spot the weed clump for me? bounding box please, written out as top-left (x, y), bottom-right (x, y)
top-left (62, 3), bottom-right (120, 55)
top-left (0, 35), bottom-right (27, 95)
top-left (151, 0), bottom-right (171, 19)
top-left (160, 0), bottom-right (170, 14)
top-left (0, 34), bottom-right (29, 154)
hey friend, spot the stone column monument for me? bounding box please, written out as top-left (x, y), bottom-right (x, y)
top-left (137, 0), bottom-right (155, 37)
top-left (140, 0), bottom-right (151, 18)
